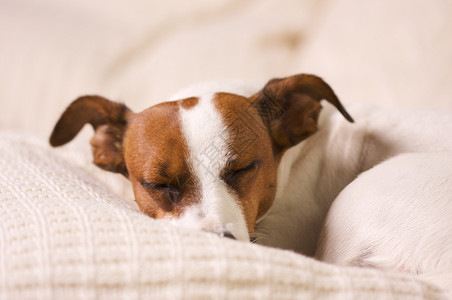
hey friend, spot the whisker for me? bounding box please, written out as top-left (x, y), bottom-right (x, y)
top-left (250, 226), bottom-right (270, 244)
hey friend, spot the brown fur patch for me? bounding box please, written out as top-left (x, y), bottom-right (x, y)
top-left (213, 93), bottom-right (278, 233)
top-left (123, 100), bottom-right (200, 218)
top-left (249, 74), bottom-right (353, 153)
top-left (180, 97), bottom-right (199, 110)
top-left (49, 95), bottom-right (133, 176)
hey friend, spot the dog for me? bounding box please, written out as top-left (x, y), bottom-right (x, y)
top-left (50, 73), bottom-right (452, 284)
top-left (316, 152), bottom-right (452, 288)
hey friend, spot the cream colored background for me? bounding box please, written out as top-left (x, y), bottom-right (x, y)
top-left (1, 0), bottom-right (452, 137)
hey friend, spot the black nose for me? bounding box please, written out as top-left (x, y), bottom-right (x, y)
top-left (222, 231), bottom-right (236, 240)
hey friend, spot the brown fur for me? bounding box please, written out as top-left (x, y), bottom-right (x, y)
top-left (250, 74), bottom-right (353, 153)
top-left (49, 95), bottom-right (132, 175)
top-left (123, 100), bottom-right (201, 218)
top-left (213, 93), bottom-right (277, 232)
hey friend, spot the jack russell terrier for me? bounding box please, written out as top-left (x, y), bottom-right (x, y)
top-left (50, 74), bottom-right (452, 285)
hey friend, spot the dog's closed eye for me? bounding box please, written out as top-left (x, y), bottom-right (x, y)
top-left (141, 182), bottom-right (181, 206)
top-left (223, 160), bottom-right (261, 186)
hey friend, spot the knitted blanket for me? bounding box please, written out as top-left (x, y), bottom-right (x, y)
top-left (0, 131), bottom-right (447, 299)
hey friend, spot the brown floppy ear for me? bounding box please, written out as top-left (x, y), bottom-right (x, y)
top-left (250, 74), bottom-right (354, 152)
top-left (49, 95), bottom-right (133, 177)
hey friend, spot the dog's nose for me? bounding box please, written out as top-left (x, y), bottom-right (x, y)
top-left (220, 231), bottom-right (236, 240)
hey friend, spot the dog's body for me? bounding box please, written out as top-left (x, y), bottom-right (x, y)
top-left (317, 152), bottom-right (452, 273)
top-left (256, 104), bottom-right (452, 257)
top-left (50, 74), bottom-right (452, 288)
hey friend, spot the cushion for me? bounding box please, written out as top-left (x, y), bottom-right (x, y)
top-left (0, 131), bottom-right (447, 299)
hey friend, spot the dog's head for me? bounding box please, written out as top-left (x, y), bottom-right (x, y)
top-left (50, 74), bottom-right (353, 241)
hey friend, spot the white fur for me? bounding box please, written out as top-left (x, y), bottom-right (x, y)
top-left (255, 104), bottom-right (452, 291)
top-left (175, 94), bottom-right (249, 242)
top-left (317, 152), bottom-right (452, 276)
top-left (167, 80), bottom-right (452, 290)
top-left (168, 79), bottom-right (264, 102)
top-left (253, 104), bottom-right (452, 251)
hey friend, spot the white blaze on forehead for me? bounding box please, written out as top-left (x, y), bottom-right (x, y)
top-left (177, 93), bottom-right (249, 241)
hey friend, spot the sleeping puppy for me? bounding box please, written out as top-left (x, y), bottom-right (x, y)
top-left (49, 74), bottom-right (354, 243)
top-left (49, 73), bottom-right (452, 285)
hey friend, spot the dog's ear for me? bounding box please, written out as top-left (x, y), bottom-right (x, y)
top-left (50, 95), bottom-right (133, 176)
top-left (250, 74), bottom-right (353, 152)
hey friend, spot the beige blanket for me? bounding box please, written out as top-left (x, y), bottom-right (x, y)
top-left (0, 131), bottom-right (448, 299)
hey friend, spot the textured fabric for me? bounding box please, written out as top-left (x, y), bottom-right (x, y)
top-left (0, 131), bottom-right (448, 299)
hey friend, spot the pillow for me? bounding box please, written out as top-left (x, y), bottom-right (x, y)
top-left (0, 131), bottom-right (446, 299)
